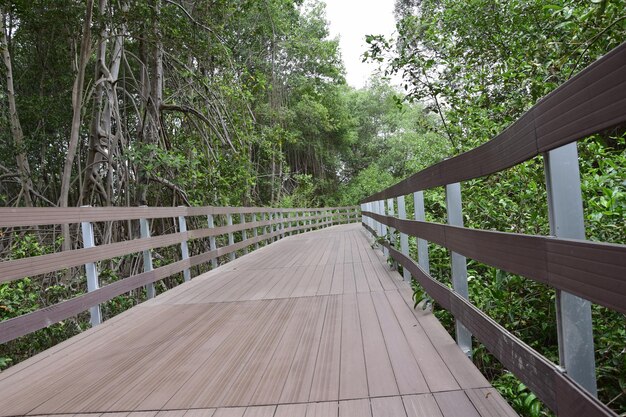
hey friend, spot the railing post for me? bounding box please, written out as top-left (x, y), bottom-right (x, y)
top-left (262, 212), bottom-right (268, 243)
top-left (80, 210), bottom-right (102, 327)
top-left (280, 211), bottom-right (285, 239)
top-left (207, 213), bottom-right (218, 269)
top-left (387, 198), bottom-right (396, 269)
top-left (378, 200), bottom-right (388, 257)
top-left (397, 196), bottom-right (410, 281)
top-left (445, 183), bottom-right (472, 358)
top-left (252, 212), bottom-right (259, 250)
top-left (544, 143), bottom-right (597, 396)
top-left (226, 213), bottom-right (235, 261)
top-left (413, 191), bottom-right (430, 274)
top-left (177, 211), bottom-right (191, 282)
top-left (139, 208), bottom-right (155, 299)
top-left (240, 213), bottom-right (248, 255)
top-left (360, 203), bottom-right (365, 225)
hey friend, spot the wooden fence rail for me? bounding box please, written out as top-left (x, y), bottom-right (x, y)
top-left (361, 41), bottom-right (626, 417)
top-left (0, 205), bottom-right (360, 344)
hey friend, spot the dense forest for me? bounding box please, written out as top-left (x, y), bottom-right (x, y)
top-left (0, 0), bottom-right (624, 416)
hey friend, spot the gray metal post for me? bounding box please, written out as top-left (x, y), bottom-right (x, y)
top-left (252, 213), bottom-right (259, 250)
top-left (445, 183), bottom-right (472, 358)
top-left (387, 198), bottom-right (397, 269)
top-left (139, 211), bottom-right (155, 299)
top-left (379, 200), bottom-right (388, 256)
top-left (80, 215), bottom-right (102, 326)
top-left (413, 191), bottom-right (430, 274)
top-left (361, 203), bottom-right (365, 225)
top-left (280, 212), bottom-right (285, 239)
top-left (240, 213), bottom-right (248, 255)
top-left (226, 213), bottom-right (235, 261)
top-left (397, 196), bottom-right (410, 281)
top-left (544, 143), bottom-right (597, 396)
top-left (207, 214), bottom-right (218, 268)
top-left (177, 213), bottom-right (191, 282)
top-left (262, 212), bottom-right (268, 243)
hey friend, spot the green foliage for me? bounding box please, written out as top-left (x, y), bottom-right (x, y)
top-left (493, 373), bottom-right (545, 417)
top-left (366, 1), bottom-right (626, 414)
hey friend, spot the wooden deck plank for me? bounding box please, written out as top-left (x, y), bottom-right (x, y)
top-left (403, 394), bottom-right (444, 417)
top-left (309, 295), bottom-right (342, 402)
top-left (465, 388), bottom-right (518, 417)
top-left (274, 403), bottom-right (307, 417)
top-left (371, 396), bottom-right (407, 417)
top-left (356, 292), bottom-right (399, 397)
top-left (353, 262), bottom-right (370, 293)
top-left (188, 299), bottom-right (295, 408)
top-left (434, 391), bottom-right (482, 417)
top-left (339, 399), bottom-right (372, 417)
top-left (316, 263), bottom-right (335, 296)
top-left (184, 409), bottom-right (216, 417)
top-left (241, 405), bottom-right (275, 417)
top-left (250, 296), bottom-right (320, 405)
top-left (339, 293), bottom-right (368, 400)
top-left (212, 408), bottom-right (245, 417)
top-left (0, 224), bottom-right (516, 417)
top-left (370, 291), bottom-right (429, 395)
top-left (216, 298), bottom-right (309, 407)
top-left (306, 401), bottom-right (339, 417)
top-left (341, 262), bottom-right (357, 294)
top-left (385, 291), bottom-right (460, 393)
top-left (278, 296), bottom-right (329, 404)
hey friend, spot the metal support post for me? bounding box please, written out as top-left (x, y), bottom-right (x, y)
top-left (361, 203), bottom-right (365, 225)
top-left (139, 209), bottom-right (155, 299)
top-left (280, 212), bottom-right (285, 239)
top-left (262, 212), bottom-right (268, 243)
top-left (226, 213), bottom-right (235, 261)
top-left (413, 191), bottom-right (430, 274)
top-left (80, 212), bottom-right (102, 326)
top-left (387, 198), bottom-right (397, 269)
top-left (240, 213), bottom-right (248, 255)
top-left (544, 143), bottom-right (597, 396)
top-left (379, 200), bottom-right (388, 256)
top-left (252, 213), bottom-right (259, 250)
top-left (207, 214), bottom-right (218, 268)
top-left (446, 183), bottom-right (472, 358)
top-left (177, 212), bottom-right (191, 282)
top-left (397, 196), bottom-right (410, 281)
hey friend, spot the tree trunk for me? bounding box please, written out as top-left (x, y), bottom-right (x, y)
top-left (136, 0), bottom-right (163, 206)
top-left (82, 0), bottom-right (126, 207)
top-left (59, 0), bottom-right (94, 250)
top-left (0, 8), bottom-right (34, 207)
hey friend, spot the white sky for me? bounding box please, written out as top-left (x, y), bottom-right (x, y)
top-left (324, 0), bottom-right (397, 89)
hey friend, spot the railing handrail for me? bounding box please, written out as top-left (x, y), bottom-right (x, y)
top-left (0, 205), bottom-right (360, 228)
top-left (363, 210), bottom-right (626, 314)
top-left (360, 42), bottom-right (626, 417)
top-left (0, 205), bottom-right (361, 345)
top-left (362, 41), bottom-right (626, 203)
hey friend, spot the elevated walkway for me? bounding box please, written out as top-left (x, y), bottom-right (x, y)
top-left (0, 224), bottom-right (516, 417)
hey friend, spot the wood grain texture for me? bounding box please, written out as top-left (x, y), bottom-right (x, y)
top-left (363, 42), bottom-right (626, 202)
top-left (0, 224), bottom-right (517, 417)
top-left (364, 211), bottom-right (626, 314)
top-left (374, 235), bottom-right (617, 417)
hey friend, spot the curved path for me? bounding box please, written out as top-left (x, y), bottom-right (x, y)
top-left (0, 224), bottom-right (517, 417)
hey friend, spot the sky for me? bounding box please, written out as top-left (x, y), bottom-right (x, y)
top-left (323, 0), bottom-right (397, 89)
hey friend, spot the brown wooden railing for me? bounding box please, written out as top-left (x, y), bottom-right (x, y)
top-left (361, 41), bottom-right (626, 417)
top-left (0, 205), bottom-right (360, 344)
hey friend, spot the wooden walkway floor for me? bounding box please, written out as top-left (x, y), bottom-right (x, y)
top-left (0, 224), bottom-right (517, 417)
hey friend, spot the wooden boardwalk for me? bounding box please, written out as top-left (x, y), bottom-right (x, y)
top-left (0, 224), bottom-right (517, 417)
